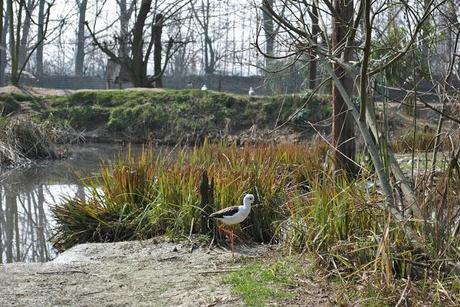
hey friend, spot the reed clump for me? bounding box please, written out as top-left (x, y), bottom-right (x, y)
top-left (52, 141), bottom-right (326, 250)
top-left (391, 129), bottom-right (450, 153)
top-left (0, 117), bottom-right (59, 166)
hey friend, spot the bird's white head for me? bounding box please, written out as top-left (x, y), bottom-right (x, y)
top-left (243, 194), bottom-right (255, 207)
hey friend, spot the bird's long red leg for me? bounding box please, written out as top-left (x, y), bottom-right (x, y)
top-left (218, 224), bottom-right (232, 243)
top-left (231, 229), bottom-right (235, 257)
top-left (218, 224), bottom-right (236, 256)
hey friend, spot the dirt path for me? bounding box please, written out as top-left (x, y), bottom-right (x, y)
top-left (0, 240), bottom-right (263, 306)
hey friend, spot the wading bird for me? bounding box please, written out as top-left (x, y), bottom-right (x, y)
top-left (209, 194), bottom-right (254, 256)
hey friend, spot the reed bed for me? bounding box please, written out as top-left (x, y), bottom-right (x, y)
top-left (52, 141), bottom-right (460, 304)
top-left (0, 117), bottom-right (57, 166)
top-left (52, 141), bottom-right (325, 249)
top-left (391, 129), bottom-right (450, 153)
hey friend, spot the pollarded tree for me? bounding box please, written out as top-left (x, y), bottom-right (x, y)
top-left (87, 0), bottom-right (189, 88)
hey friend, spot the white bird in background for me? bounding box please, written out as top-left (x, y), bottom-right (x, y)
top-left (201, 84), bottom-right (208, 91)
top-left (209, 194), bottom-right (254, 256)
top-left (248, 86), bottom-right (255, 96)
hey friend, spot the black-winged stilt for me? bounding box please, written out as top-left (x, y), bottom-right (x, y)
top-left (209, 194), bottom-right (254, 256)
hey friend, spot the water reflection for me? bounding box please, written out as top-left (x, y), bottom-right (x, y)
top-left (0, 144), bottom-right (140, 263)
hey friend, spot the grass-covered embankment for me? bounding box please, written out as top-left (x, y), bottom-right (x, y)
top-left (42, 89), bottom-right (331, 143)
top-left (52, 141), bottom-right (460, 304)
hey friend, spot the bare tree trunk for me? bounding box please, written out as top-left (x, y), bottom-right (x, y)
top-left (262, 0), bottom-right (274, 69)
top-left (36, 0), bottom-right (45, 78)
top-left (0, 0), bottom-right (4, 86)
top-left (192, 0), bottom-right (215, 75)
top-left (308, 4), bottom-right (319, 89)
top-left (130, 0), bottom-right (152, 86)
top-left (75, 0), bottom-right (88, 76)
top-left (332, 0), bottom-right (356, 175)
top-left (153, 14), bottom-right (164, 88)
top-left (203, 0), bottom-right (214, 74)
top-left (0, 186), bottom-right (3, 263)
top-left (8, 0), bottom-right (21, 85)
top-left (19, 0), bottom-right (35, 69)
top-left (117, 0), bottom-right (135, 58)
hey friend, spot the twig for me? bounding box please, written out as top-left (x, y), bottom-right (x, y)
top-left (199, 269), bottom-right (239, 275)
top-left (36, 270), bottom-right (88, 275)
top-left (395, 279), bottom-right (411, 307)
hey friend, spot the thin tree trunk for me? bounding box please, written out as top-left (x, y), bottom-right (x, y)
top-left (331, 0), bottom-right (356, 175)
top-left (19, 0), bottom-right (35, 69)
top-left (36, 0), bottom-right (45, 78)
top-left (8, 0), bottom-right (19, 85)
top-left (75, 0), bottom-right (88, 76)
top-left (0, 186), bottom-right (3, 263)
top-left (153, 14), bottom-right (163, 88)
top-left (0, 0), bottom-right (3, 86)
top-left (308, 4), bottom-right (319, 89)
top-left (131, 0), bottom-right (152, 86)
top-left (118, 0), bottom-right (135, 58)
top-left (262, 0), bottom-right (274, 64)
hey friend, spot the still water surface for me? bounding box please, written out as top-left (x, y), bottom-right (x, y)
top-left (0, 143), bottom-right (141, 263)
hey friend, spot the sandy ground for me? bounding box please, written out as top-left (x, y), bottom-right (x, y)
top-left (0, 240), bottom-right (256, 307)
top-left (0, 240), bottom-right (335, 307)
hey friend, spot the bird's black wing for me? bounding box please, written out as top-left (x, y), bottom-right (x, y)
top-left (209, 206), bottom-right (240, 218)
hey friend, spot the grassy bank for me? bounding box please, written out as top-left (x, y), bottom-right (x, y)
top-left (52, 141), bottom-right (460, 304)
top-left (41, 89), bottom-right (331, 143)
top-left (0, 90), bottom-right (331, 143)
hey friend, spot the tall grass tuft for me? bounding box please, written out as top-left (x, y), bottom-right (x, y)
top-left (391, 129), bottom-right (450, 153)
top-left (0, 117), bottom-right (59, 166)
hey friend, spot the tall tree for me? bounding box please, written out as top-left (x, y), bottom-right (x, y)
top-left (8, 0), bottom-right (24, 85)
top-left (331, 0), bottom-right (356, 175)
top-left (0, 0), bottom-right (4, 85)
top-left (36, 0), bottom-right (46, 77)
top-left (262, 0), bottom-right (274, 69)
top-left (191, 0), bottom-right (217, 74)
top-left (116, 0), bottom-right (135, 58)
top-left (308, 3), bottom-right (320, 89)
top-left (88, 0), bottom-right (186, 87)
top-left (153, 13), bottom-right (164, 87)
top-left (75, 0), bottom-right (88, 76)
top-left (19, 0), bottom-right (37, 69)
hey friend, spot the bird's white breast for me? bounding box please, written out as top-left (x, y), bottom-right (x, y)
top-left (220, 205), bottom-right (250, 225)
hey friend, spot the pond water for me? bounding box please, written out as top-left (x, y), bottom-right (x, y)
top-left (0, 143), bottom-right (143, 263)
